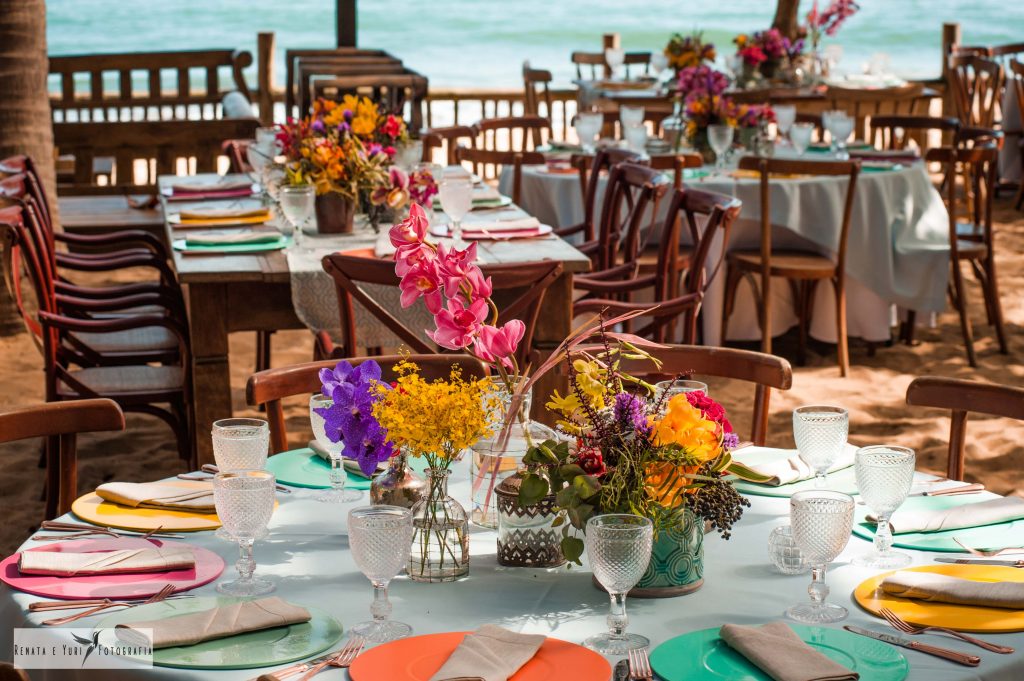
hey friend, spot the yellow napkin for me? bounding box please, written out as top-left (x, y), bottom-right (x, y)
top-left (428, 625), bottom-right (546, 681)
top-left (18, 547), bottom-right (195, 577)
top-left (95, 482), bottom-right (215, 513)
top-left (720, 622), bottom-right (858, 681)
top-left (880, 497), bottom-right (1024, 534)
top-left (880, 571), bottom-right (1024, 609)
top-left (178, 207), bottom-right (270, 221)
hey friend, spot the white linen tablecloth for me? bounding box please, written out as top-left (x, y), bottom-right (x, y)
top-left (3, 466), bottom-right (1023, 680)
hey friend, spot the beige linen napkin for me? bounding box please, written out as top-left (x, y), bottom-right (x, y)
top-left (462, 217), bottom-right (541, 234)
top-left (19, 547), bottom-right (195, 577)
top-left (732, 444), bottom-right (858, 486)
top-left (114, 596), bottom-right (310, 649)
top-left (879, 496), bottom-right (1024, 534)
top-left (880, 571), bottom-right (1024, 609)
top-left (185, 231), bottom-right (281, 247)
top-left (96, 482), bottom-right (215, 513)
top-left (170, 179), bottom-right (253, 193)
top-left (720, 622), bottom-right (858, 681)
top-left (428, 625), bottom-right (545, 681)
top-left (472, 185), bottom-right (502, 202)
top-left (178, 207), bottom-right (270, 221)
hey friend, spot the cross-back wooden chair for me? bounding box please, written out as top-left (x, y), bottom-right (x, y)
top-left (574, 187), bottom-right (742, 344)
top-left (247, 355), bottom-right (489, 454)
top-left (572, 51), bottom-right (607, 80)
top-left (869, 115), bottom-right (960, 153)
top-left (906, 376), bottom-right (1024, 481)
top-left (722, 157), bottom-right (860, 376)
top-left (948, 55), bottom-right (1004, 129)
top-left (453, 147), bottom-right (545, 204)
top-left (523, 62), bottom-right (554, 143)
top-left (0, 398), bottom-right (125, 518)
top-left (1008, 60), bottom-right (1024, 210)
top-left (319, 253), bottom-right (563, 367)
top-left (648, 152), bottom-right (704, 190)
top-left (421, 125), bottom-right (476, 166)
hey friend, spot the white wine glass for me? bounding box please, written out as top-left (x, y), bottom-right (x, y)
top-left (605, 47), bottom-right (625, 80)
top-left (854, 445), bottom-right (915, 569)
top-left (793, 406), bottom-right (849, 488)
top-left (774, 105), bottom-right (796, 146)
top-left (214, 471), bottom-right (276, 596)
top-left (348, 505), bottom-right (415, 642)
top-left (619, 105), bottom-right (645, 130)
top-left (787, 490), bottom-right (854, 624)
top-left (707, 124), bottom-right (734, 174)
top-left (829, 112), bottom-right (854, 160)
top-left (650, 53), bottom-right (669, 80)
top-left (279, 184), bottom-right (315, 249)
top-left (790, 122), bottom-right (814, 156)
top-left (438, 174), bottom-right (473, 249)
top-left (623, 122), bottom-right (648, 153)
top-left (310, 393), bottom-right (362, 503)
top-left (574, 111), bottom-right (604, 154)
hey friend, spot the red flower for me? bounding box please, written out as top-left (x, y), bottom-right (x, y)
top-left (686, 391), bottom-right (733, 433)
top-left (576, 446), bottom-right (607, 477)
top-left (381, 115), bottom-right (403, 139)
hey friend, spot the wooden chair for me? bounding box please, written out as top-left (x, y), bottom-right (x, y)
top-left (574, 187), bottom-right (742, 344)
top-left (572, 51), bottom-right (607, 80)
top-left (475, 115), bottom-right (551, 153)
top-left (869, 115), bottom-right (960, 153)
top-left (221, 139), bottom-right (253, 174)
top-left (0, 399), bottom-right (124, 518)
top-left (319, 253), bottom-right (563, 367)
top-left (247, 355), bottom-right (488, 453)
top-left (794, 112), bottom-right (825, 141)
top-left (453, 147), bottom-right (545, 204)
top-left (648, 153), bottom-right (704, 190)
top-left (722, 157), bottom-right (860, 376)
top-left (523, 62), bottom-right (554, 138)
top-left (622, 52), bottom-right (652, 80)
top-left (826, 83), bottom-right (928, 141)
top-left (1008, 60), bottom-right (1024, 210)
top-left (906, 376), bottom-right (1024, 481)
top-left (948, 55), bottom-right (1004, 129)
top-left (285, 49), bottom-right (404, 116)
top-left (309, 72), bottom-right (429, 132)
top-left (421, 125), bottom-right (476, 166)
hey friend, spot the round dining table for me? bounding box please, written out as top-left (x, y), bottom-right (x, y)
top-left (500, 157), bottom-right (951, 345)
top-left (2, 463), bottom-right (1023, 680)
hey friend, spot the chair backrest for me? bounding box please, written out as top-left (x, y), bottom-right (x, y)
top-left (246, 354), bottom-right (489, 453)
top-left (1010, 60), bottom-right (1024, 139)
top-left (321, 253), bottom-right (563, 365)
top-left (990, 42), bottom-right (1024, 59)
top-left (308, 72), bottom-right (429, 131)
top-left (648, 153), bottom-right (704, 190)
top-left (422, 125), bottom-right (476, 166)
top-left (927, 144), bottom-right (998, 256)
top-left (475, 115), bottom-right (551, 153)
top-left (906, 376), bottom-right (1024, 480)
top-left (794, 112), bottom-right (824, 141)
top-left (522, 63), bottom-right (553, 124)
top-left (948, 55), bottom-right (1004, 128)
top-left (595, 162), bottom-right (669, 273)
top-left (622, 52), bottom-right (652, 79)
top-left (571, 51), bottom-right (606, 80)
top-left (0, 398), bottom-right (125, 517)
top-left (826, 83), bottom-right (928, 140)
top-left (284, 48), bottom-right (399, 116)
top-left (869, 115), bottom-right (960, 152)
top-left (572, 149), bottom-right (645, 244)
top-left (453, 147), bottom-right (545, 204)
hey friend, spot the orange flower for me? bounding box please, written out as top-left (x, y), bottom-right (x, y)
top-left (649, 394), bottom-right (722, 462)
top-left (644, 461), bottom-right (702, 508)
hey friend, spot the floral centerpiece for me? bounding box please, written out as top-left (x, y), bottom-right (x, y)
top-left (733, 28), bottom-right (801, 82)
top-left (738, 104), bottom-right (777, 154)
top-left (675, 64), bottom-right (738, 161)
top-left (664, 32), bottom-right (716, 74)
top-left (805, 0), bottom-right (860, 81)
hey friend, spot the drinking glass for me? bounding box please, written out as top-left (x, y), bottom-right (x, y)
top-left (438, 174), bottom-right (473, 248)
top-left (707, 124), bottom-right (734, 173)
top-left (774, 105), bottom-right (796, 145)
top-left (793, 406), bottom-right (849, 488)
top-left (584, 514), bottom-right (653, 655)
top-left (854, 445), bottom-right (915, 569)
top-left (279, 184), bottom-right (315, 249)
top-left (787, 490), bottom-right (854, 623)
top-left (790, 122), bottom-right (814, 156)
top-left (214, 471), bottom-right (276, 596)
top-left (254, 126), bottom-right (279, 155)
top-left (829, 112), bottom-right (854, 160)
top-left (212, 418), bottom-right (269, 472)
top-left (650, 53), bottom-right (669, 78)
top-left (605, 47), bottom-right (625, 80)
top-left (574, 111), bottom-right (604, 153)
top-left (348, 505), bottom-right (415, 642)
top-left (619, 105), bottom-right (645, 130)
top-left (310, 393), bottom-right (363, 503)
top-left (623, 122), bottom-right (648, 152)
top-left (246, 144), bottom-right (270, 184)
top-left (654, 379), bottom-right (708, 401)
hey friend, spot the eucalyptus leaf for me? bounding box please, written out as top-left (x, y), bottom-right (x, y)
top-left (556, 485), bottom-right (580, 508)
top-left (567, 502), bottom-right (594, 529)
top-left (518, 473), bottom-right (549, 507)
top-left (559, 463), bottom-right (586, 480)
top-left (562, 536), bottom-right (585, 565)
top-left (573, 474), bottom-right (601, 500)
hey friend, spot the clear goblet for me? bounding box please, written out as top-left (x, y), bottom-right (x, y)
top-left (279, 184), bottom-right (315, 249)
top-left (605, 47), bottom-right (625, 80)
top-left (623, 122), bottom-right (648, 153)
top-left (790, 122), bottom-right (814, 156)
top-left (793, 406), bottom-right (849, 488)
top-left (619, 105), bottom-right (645, 130)
top-left (574, 111), bottom-right (604, 154)
top-left (707, 124), bottom-right (734, 174)
top-left (774, 105), bottom-right (796, 146)
top-left (212, 418), bottom-right (269, 472)
top-left (650, 53), bottom-right (669, 80)
top-left (854, 445), bottom-right (915, 569)
top-left (214, 471), bottom-right (276, 596)
top-left (438, 173), bottom-right (473, 249)
top-left (310, 393), bottom-right (362, 503)
top-left (584, 514), bottom-right (653, 655)
top-left (786, 490), bottom-right (855, 624)
top-left (830, 112), bottom-right (854, 160)
top-left (348, 505), bottom-right (415, 642)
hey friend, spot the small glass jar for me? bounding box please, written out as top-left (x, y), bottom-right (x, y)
top-left (768, 524), bottom-right (807, 575)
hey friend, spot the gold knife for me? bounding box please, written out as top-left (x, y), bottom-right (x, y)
top-left (844, 625), bottom-right (981, 666)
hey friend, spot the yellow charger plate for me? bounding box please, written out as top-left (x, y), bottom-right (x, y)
top-left (71, 480), bottom-right (222, 532)
top-left (854, 564), bottom-right (1024, 633)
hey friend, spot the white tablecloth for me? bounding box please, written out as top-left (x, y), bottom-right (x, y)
top-left (501, 163), bottom-right (950, 344)
top-left (1000, 86), bottom-right (1022, 185)
top-left (3, 467), bottom-right (1023, 680)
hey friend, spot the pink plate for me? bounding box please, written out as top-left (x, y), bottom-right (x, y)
top-left (0, 538), bottom-right (224, 600)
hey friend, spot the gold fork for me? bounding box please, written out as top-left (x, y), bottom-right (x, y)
top-left (41, 584), bottom-right (176, 626)
top-left (297, 637), bottom-right (364, 680)
top-left (627, 647), bottom-right (654, 680)
top-left (879, 606), bottom-right (1015, 654)
top-left (954, 537), bottom-right (1024, 557)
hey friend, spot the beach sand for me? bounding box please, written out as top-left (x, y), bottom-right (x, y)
top-left (1, 198), bottom-right (1022, 555)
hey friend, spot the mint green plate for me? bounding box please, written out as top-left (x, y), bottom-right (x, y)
top-left (650, 625), bottom-right (908, 681)
top-left (95, 596), bottom-right (343, 670)
top-left (727, 447), bottom-right (858, 498)
top-left (852, 493), bottom-right (1024, 552)
top-left (432, 195), bottom-right (512, 210)
top-left (172, 234), bottom-right (291, 253)
top-left (265, 448), bottom-right (372, 490)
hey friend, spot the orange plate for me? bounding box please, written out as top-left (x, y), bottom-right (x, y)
top-left (348, 632), bottom-right (610, 681)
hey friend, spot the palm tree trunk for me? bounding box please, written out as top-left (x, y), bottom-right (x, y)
top-left (0, 0), bottom-right (55, 336)
top-left (772, 0), bottom-right (802, 40)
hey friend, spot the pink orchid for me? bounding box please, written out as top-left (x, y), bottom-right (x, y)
top-left (464, 266), bottom-right (493, 301)
top-left (474, 320), bottom-right (525, 368)
top-left (394, 241), bottom-right (435, 277)
top-left (428, 298), bottom-right (488, 350)
top-left (399, 259), bottom-right (444, 314)
top-left (436, 241), bottom-right (479, 298)
top-left (389, 202), bottom-right (429, 249)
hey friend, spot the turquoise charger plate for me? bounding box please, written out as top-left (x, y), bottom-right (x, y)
top-left (95, 596), bottom-right (343, 670)
top-left (727, 447), bottom-right (859, 498)
top-left (171, 234), bottom-right (291, 254)
top-left (852, 493), bottom-right (1024, 552)
top-left (266, 448), bottom-right (372, 490)
top-left (650, 625), bottom-right (908, 681)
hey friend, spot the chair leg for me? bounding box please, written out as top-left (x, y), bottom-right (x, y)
top-left (720, 264), bottom-right (741, 346)
top-left (968, 260), bottom-right (995, 326)
top-left (949, 261), bottom-right (977, 367)
top-left (832, 276), bottom-right (849, 377)
top-left (255, 331), bottom-right (273, 373)
top-left (983, 255), bottom-right (1008, 354)
top-left (788, 279), bottom-right (807, 366)
top-left (1015, 178), bottom-right (1024, 211)
top-left (901, 310), bottom-right (917, 345)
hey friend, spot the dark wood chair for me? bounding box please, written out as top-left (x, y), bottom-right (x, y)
top-left (622, 52), bottom-right (652, 79)
top-left (421, 125), bottom-right (476, 166)
top-left (869, 115), bottom-right (960, 153)
top-left (246, 355), bottom-right (488, 453)
top-left (572, 51), bottom-right (607, 80)
top-left (794, 112), bottom-right (825, 141)
top-left (284, 47), bottom-right (398, 117)
top-left (722, 157), bottom-right (860, 376)
top-left (648, 152), bottom-right (705, 190)
top-left (826, 83), bottom-right (928, 140)
top-left (475, 115), bottom-right (551, 152)
top-left (453, 147), bottom-right (545, 204)
top-left (574, 187), bottom-right (742, 344)
top-left (1008, 60), bottom-right (1024, 210)
top-left (319, 253), bottom-right (562, 367)
top-left (221, 139), bottom-right (253, 174)
top-left (523, 62), bottom-right (554, 145)
top-left (906, 376), bottom-right (1024, 480)
top-left (0, 399), bottom-right (124, 518)
top-left (948, 55), bottom-right (1004, 129)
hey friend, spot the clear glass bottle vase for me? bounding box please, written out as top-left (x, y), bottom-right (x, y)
top-left (409, 467), bottom-right (469, 582)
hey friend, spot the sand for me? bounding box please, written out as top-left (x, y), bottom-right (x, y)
top-left (1, 199), bottom-right (1022, 556)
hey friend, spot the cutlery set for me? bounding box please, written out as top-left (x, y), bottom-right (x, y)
top-left (178, 464), bottom-right (291, 493)
top-left (251, 636), bottom-right (364, 681)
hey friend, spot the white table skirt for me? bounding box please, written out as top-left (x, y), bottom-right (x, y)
top-left (3, 465), bottom-right (1023, 680)
top-left (501, 163), bottom-right (950, 345)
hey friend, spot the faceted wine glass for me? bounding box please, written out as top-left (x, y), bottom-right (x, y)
top-left (774, 105), bottom-right (796, 145)
top-left (212, 418), bottom-right (269, 472)
top-left (786, 490), bottom-right (855, 624)
top-left (310, 393), bottom-right (362, 503)
top-left (605, 47), bottom-right (625, 80)
top-left (584, 514), bottom-right (654, 655)
top-left (854, 445), bottom-right (915, 569)
top-left (790, 122), bottom-right (814, 156)
top-left (279, 184), bottom-right (315, 249)
top-left (707, 124), bottom-right (734, 174)
top-left (828, 111), bottom-right (854, 160)
top-left (438, 174), bottom-right (473, 248)
top-left (348, 505), bottom-right (415, 642)
top-left (214, 471), bottom-right (276, 596)
top-left (793, 406), bottom-right (849, 488)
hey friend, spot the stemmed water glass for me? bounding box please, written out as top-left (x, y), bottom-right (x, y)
top-left (623, 122), bottom-right (648, 153)
top-left (854, 445), bottom-right (916, 569)
top-left (605, 47), bottom-right (625, 80)
top-left (574, 111), bottom-right (604, 154)
top-left (212, 418), bottom-right (269, 472)
top-left (619, 105), bottom-right (645, 130)
top-left (438, 173), bottom-right (473, 248)
top-left (774, 105), bottom-right (796, 147)
top-left (584, 514), bottom-right (654, 655)
top-left (786, 490), bottom-right (855, 624)
top-left (214, 471), bottom-right (276, 596)
top-left (310, 393), bottom-right (362, 503)
top-left (790, 122), bottom-right (814, 156)
top-left (279, 185), bottom-right (315, 249)
top-left (827, 110), bottom-right (854, 160)
top-left (707, 124), bottom-right (734, 175)
top-left (650, 53), bottom-right (669, 81)
top-left (348, 505), bottom-right (415, 642)
top-left (793, 406), bottom-right (849, 488)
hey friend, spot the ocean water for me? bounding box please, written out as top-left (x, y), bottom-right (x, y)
top-left (47, 0), bottom-right (1024, 89)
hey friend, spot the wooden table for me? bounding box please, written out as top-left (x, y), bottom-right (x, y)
top-left (160, 174), bottom-right (591, 464)
top-left (57, 195), bottom-right (167, 247)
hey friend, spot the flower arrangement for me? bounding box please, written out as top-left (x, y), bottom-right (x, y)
top-left (806, 0), bottom-right (860, 50)
top-left (734, 29), bottom-right (804, 81)
top-left (408, 168), bottom-right (439, 209)
top-left (738, 103), bottom-right (777, 128)
top-left (674, 64), bottom-right (738, 146)
top-left (664, 32), bottom-right (716, 72)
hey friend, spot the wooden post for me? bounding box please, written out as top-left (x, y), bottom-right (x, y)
top-left (337, 0), bottom-right (357, 48)
top-left (256, 32), bottom-right (275, 125)
top-left (941, 22), bottom-right (961, 118)
top-left (601, 33), bottom-right (620, 79)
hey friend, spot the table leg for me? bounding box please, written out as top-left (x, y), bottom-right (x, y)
top-left (530, 272), bottom-right (573, 428)
top-left (186, 283), bottom-right (232, 465)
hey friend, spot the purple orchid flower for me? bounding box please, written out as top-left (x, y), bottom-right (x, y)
top-left (313, 360), bottom-right (394, 476)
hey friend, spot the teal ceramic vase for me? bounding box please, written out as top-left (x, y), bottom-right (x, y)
top-left (632, 508), bottom-right (704, 597)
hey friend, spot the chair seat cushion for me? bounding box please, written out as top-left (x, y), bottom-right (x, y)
top-left (57, 365), bottom-right (184, 398)
top-left (728, 249), bottom-right (837, 278)
top-left (68, 326), bottom-right (178, 354)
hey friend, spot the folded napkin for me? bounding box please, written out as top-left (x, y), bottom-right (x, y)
top-left (170, 179), bottom-right (253, 194)
top-left (95, 482), bottom-right (215, 512)
top-left (185, 231), bottom-right (281, 247)
top-left (732, 444), bottom-right (857, 486)
top-left (463, 217), bottom-right (541, 235)
top-left (546, 141), bottom-right (583, 152)
top-left (878, 496), bottom-right (1024, 534)
top-left (307, 441), bottom-right (378, 479)
top-left (849, 149), bottom-right (919, 161)
top-left (720, 622), bottom-right (858, 681)
top-left (472, 185), bottom-right (502, 201)
top-left (18, 547), bottom-right (195, 577)
top-left (880, 571), bottom-right (1024, 609)
top-left (115, 596), bottom-right (310, 649)
top-left (429, 625), bottom-right (546, 681)
top-left (178, 207), bottom-right (270, 221)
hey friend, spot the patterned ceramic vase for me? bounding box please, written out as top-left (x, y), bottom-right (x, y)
top-left (495, 474), bottom-right (566, 568)
top-left (631, 507), bottom-right (704, 597)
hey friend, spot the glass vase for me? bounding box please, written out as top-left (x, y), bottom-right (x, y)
top-left (370, 450), bottom-right (427, 509)
top-left (409, 467), bottom-right (469, 582)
